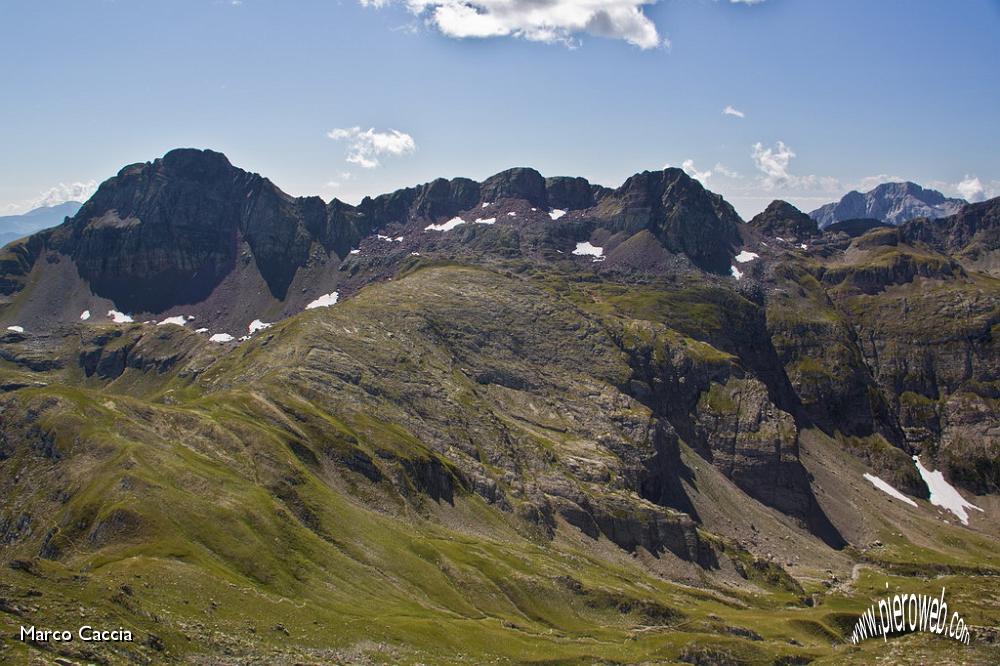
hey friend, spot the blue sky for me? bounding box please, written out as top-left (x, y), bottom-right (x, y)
top-left (1, 0), bottom-right (998, 218)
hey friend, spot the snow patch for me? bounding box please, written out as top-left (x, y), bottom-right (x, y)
top-left (572, 242), bottom-right (604, 262)
top-left (474, 217), bottom-right (496, 225)
top-left (6, 325), bottom-right (24, 333)
top-left (248, 319), bottom-right (273, 334)
top-left (157, 316), bottom-right (187, 327)
top-left (799, 243), bottom-right (808, 250)
top-left (349, 249), bottom-right (360, 255)
top-left (549, 209), bottom-right (567, 220)
top-left (80, 310), bottom-right (91, 321)
top-left (306, 292), bottom-right (340, 309)
top-left (730, 265), bottom-right (743, 280)
top-left (913, 456), bottom-right (983, 525)
top-left (195, 328), bottom-right (209, 333)
top-left (863, 473), bottom-right (918, 507)
top-left (411, 251), bottom-right (421, 256)
top-left (735, 250), bottom-right (759, 263)
top-left (424, 217), bottom-right (466, 232)
top-left (776, 237), bottom-right (786, 242)
top-left (108, 310), bottom-right (133, 324)
top-left (209, 333), bottom-right (235, 343)
top-left (481, 202), bottom-right (491, 208)
top-left (507, 211), bottom-right (517, 217)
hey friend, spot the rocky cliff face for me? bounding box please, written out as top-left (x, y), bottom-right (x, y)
top-left (0, 151), bottom-right (747, 334)
top-left (902, 198), bottom-right (1000, 276)
top-left (749, 200), bottom-right (820, 240)
top-left (810, 181), bottom-right (966, 228)
top-left (43, 149), bottom-right (362, 311)
top-left (592, 169), bottom-right (741, 273)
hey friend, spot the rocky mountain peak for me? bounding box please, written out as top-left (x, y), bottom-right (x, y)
top-left (810, 180), bottom-right (966, 228)
top-left (158, 147), bottom-right (239, 178)
top-left (601, 168), bottom-right (741, 273)
top-left (479, 167), bottom-right (547, 207)
top-left (871, 180), bottom-right (946, 204)
top-left (749, 200), bottom-right (819, 239)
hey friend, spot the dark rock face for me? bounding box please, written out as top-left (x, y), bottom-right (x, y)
top-left (47, 149), bottom-right (351, 311)
top-left (902, 198), bottom-right (1000, 275)
top-left (594, 169), bottom-right (741, 273)
top-left (0, 235), bottom-right (44, 296)
top-left (480, 168), bottom-right (547, 207)
top-left (810, 181), bottom-right (966, 228)
top-left (749, 201), bottom-right (819, 239)
top-left (360, 176), bottom-right (482, 225)
top-left (545, 176), bottom-right (595, 210)
top-left (823, 218), bottom-right (891, 238)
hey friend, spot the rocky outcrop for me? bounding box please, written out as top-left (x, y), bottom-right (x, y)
top-left (593, 169), bottom-right (741, 273)
top-left (902, 198), bottom-right (1000, 275)
top-left (545, 176), bottom-right (599, 210)
top-left (480, 167), bottom-right (547, 207)
top-left (693, 377), bottom-right (810, 518)
top-left (359, 176), bottom-right (481, 225)
top-left (823, 218), bottom-right (891, 238)
top-left (749, 200), bottom-right (820, 240)
top-left (41, 149), bottom-right (357, 311)
top-left (77, 325), bottom-right (205, 380)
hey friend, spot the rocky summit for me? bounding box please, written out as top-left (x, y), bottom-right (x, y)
top-left (2, 149), bottom-right (1000, 665)
top-left (810, 181), bottom-right (967, 229)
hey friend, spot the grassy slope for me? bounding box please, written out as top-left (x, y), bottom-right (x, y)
top-left (2, 265), bottom-right (999, 665)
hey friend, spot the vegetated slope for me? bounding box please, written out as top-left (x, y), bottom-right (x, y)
top-left (1, 151), bottom-right (999, 665)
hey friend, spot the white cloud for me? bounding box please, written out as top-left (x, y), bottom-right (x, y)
top-left (3, 180), bottom-right (98, 215)
top-left (854, 174), bottom-right (906, 192)
top-left (722, 105), bottom-right (745, 118)
top-left (680, 158), bottom-right (711, 184)
top-left (327, 127), bottom-right (416, 169)
top-left (714, 162), bottom-right (741, 179)
top-left (751, 141), bottom-right (839, 192)
top-left (363, 0), bottom-right (665, 49)
top-left (751, 141), bottom-right (794, 188)
top-left (955, 175), bottom-right (985, 202)
top-left (325, 172), bottom-right (354, 189)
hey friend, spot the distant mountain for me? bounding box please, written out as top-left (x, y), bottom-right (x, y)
top-left (747, 200), bottom-right (820, 240)
top-left (809, 181), bottom-right (965, 228)
top-left (0, 201), bottom-right (81, 246)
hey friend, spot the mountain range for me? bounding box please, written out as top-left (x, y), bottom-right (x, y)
top-left (0, 201), bottom-right (81, 246)
top-left (809, 181), bottom-right (967, 228)
top-left (2, 149), bottom-right (999, 665)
